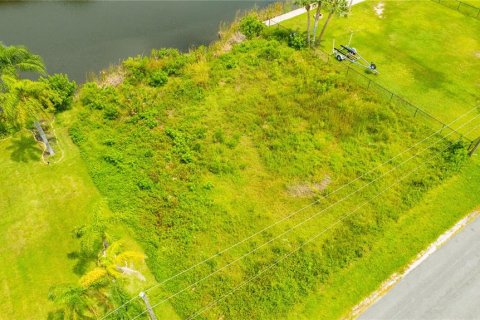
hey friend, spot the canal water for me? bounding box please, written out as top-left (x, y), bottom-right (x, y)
top-left (0, 1), bottom-right (271, 82)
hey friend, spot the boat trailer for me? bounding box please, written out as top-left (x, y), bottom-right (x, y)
top-left (332, 40), bottom-right (378, 74)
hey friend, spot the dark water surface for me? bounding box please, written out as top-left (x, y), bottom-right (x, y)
top-left (0, 1), bottom-right (270, 82)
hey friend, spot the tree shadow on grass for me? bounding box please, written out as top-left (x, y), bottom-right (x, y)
top-left (67, 251), bottom-right (95, 276)
top-left (6, 134), bottom-right (41, 163)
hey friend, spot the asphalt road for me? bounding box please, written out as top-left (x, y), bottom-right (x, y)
top-left (359, 216), bottom-right (480, 320)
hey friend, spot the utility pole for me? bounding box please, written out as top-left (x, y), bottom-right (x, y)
top-left (139, 291), bottom-right (158, 320)
top-left (469, 137), bottom-right (480, 157)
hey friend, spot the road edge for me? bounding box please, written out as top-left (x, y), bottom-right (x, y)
top-left (348, 209), bottom-right (480, 319)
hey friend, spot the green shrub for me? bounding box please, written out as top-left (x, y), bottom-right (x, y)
top-left (240, 15), bottom-right (265, 39)
top-left (442, 141), bottom-right (468, 171)
top-left (102, 152), bottom-right (123, 166)
top-left (137, 178), bottom-right (154, 190)
top-left (259, 41), bottom-right (282, 61)
top-left (104, 106), bottom-right (120, 120)
top-left (69, 126), bottom-right (85, 144)
top-left (213, 129), bottom-right (225, 143)
top-left (80, 83), bottom-right (116, 110)
top-left (264, 27), bottom-right (292, 43)
top-left (148, 70), bottom-right (168, 87)
top-left (162, 54), bottom-right (191, 76)
top-left (123, 56), bottom-right (148, 83)
top-left (42, 74), bottom-right (76, 113)
top-left (102, 138), bottom-right (115, 146)
top-left (288, 32), bottom-right (307, 50)
top-left (173, 80), bottom-right (205, 101)
top-left (208, 159), bottom-right (235, 175)
top-left (219, 54), bottom-right (238, 69)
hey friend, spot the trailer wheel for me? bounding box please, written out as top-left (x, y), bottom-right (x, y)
top-left (336, 54), bottom-right (343, 61)
top-left (370, 63), bottom-right (377, 70)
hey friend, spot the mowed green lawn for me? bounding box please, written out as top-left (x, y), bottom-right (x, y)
top-left (281, 0), bottom-right (480, 139)
top-left (0, 116), bottom-right (106, 319)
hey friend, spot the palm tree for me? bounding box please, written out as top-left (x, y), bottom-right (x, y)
top-left (296, 0), bottom-right (313, 46)
top-left (49, 238), bottom-right (146, 319)
top-left (0, 43), bottom-right (47, 131)
top-left (0, 75), bottom-right (52, 129)
top-left (48, 284), bottom-right (96, 320)
top-left (97, 240), bottom-right (146, 282)
top-left (0, 43), bottom-right (45, 77)
top-left (312, 0), bottom-right (324, 46)
top-left (317, 0), bottom-right (349, 45)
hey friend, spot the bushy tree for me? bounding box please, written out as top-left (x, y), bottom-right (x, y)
top-left (288, 32), bottom-right (307, 50)
top-left (148, 70), bottom-right (168, 87)
top-left (42, 74), bottom-right (77, 113)
top-left (239, 15), bottom-right (265, 39)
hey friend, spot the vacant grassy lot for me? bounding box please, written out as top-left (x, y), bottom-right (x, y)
top-left (1, 2), bottom-right (478, 319)
top-left (0, 119), bottom-right (108, 319)
top-left (69, 31), bottom-right (471, 318)
top-left (281, 0), bottom-right (480, 139)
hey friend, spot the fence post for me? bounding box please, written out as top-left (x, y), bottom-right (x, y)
top-left (389, 92), bottom-right (394, 102)
top-left (469, 137), bottom-right (480, 157)
top-left (457, 1), bottom-right (461, 10)
top-left (367, 79), bottom-right (372, 89)
top-left (414, 108), bottom-right (419, 118)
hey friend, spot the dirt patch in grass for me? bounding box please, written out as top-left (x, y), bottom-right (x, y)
top-left (100, 69), bottom-right (125, 87)
top-left (221, 31), bottom-right (246, 53)
top-left (287, 175), bottom-right (331, 197)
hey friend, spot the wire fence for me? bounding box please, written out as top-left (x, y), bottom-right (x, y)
top-left (343, 65), bottom-right (473, 144)
top-left (268, 0), bottom-right (480, 148)
top-left (273, 21), bottom-right (477, 144)
top-left (307, 44), bottom-right (474, 145)
top-left (431, 0), bottom-right (480, 19)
